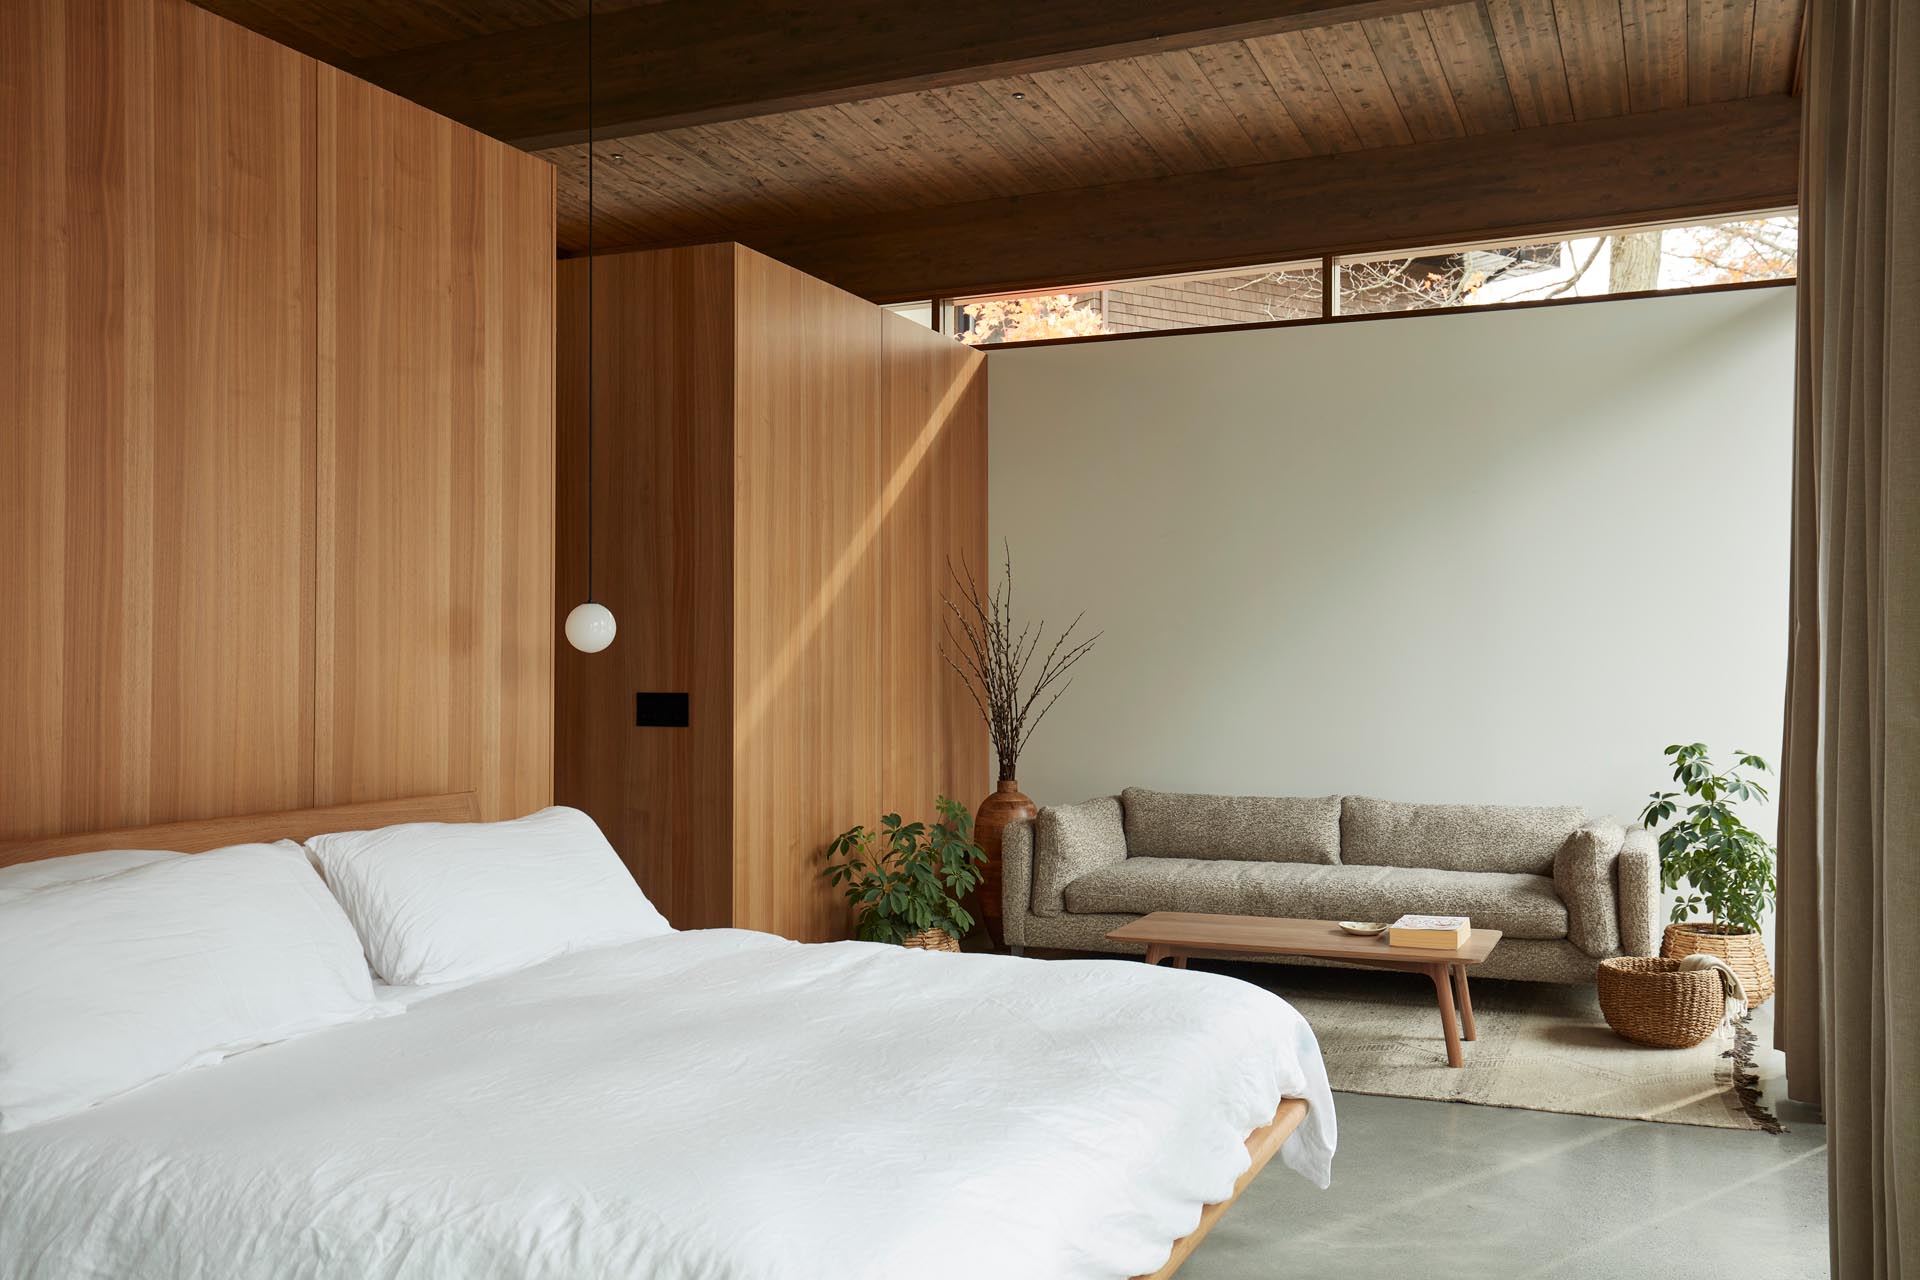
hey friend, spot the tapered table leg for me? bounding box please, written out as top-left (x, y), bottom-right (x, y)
top-left (1453, 964), bottom-right (1477, 1042)
top-left (1430, 965), bottom-right (1464, 1067)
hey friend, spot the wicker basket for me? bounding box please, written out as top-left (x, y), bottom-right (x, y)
top-left (1598, 956), bottom-right (1727, 1048)
top-left (900, 928), bottom-right (961, 954)
top-left (1661, 923), bottom-right (1774, 1005)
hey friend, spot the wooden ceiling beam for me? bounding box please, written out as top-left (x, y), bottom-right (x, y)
top-left (345, 0), bottom-right (1449, 149)
top-left (710, 94), bottom-right (1800, 303)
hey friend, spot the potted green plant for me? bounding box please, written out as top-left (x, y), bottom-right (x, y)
top-left (1638, 742), bottom-right (1778, 1003)
top-left (823, 796), bottom-right (985, 953)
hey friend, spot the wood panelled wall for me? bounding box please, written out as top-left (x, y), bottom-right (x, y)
top-left (556, 246), bottom-right (737, 930)
top-left (556, 245), bottom-right (988, 940)
top-left (0, 0), bottom-right (554, 842)
top-left (313, 64), bottom-right (555, 819)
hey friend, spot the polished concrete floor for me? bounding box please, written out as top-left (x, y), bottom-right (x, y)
top-left (1181, 992), bottom-right (1829, 1280)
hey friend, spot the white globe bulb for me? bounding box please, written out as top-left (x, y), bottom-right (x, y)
top-left (565, 601), bottom-right (617, 653)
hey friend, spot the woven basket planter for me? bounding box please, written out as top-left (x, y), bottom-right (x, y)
top-left (1599, 956), bottom-right (1727, 1048)
top-left (900, 928), bottom-right (961, 954)
top-left (1660, 923), bottom-right (1774, 1005)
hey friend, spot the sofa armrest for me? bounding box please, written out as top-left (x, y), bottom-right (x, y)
top-left (1029, 796), bottom-right (1129, 918)
top-left (1554, 818), bottom-right (1626, 957)
top-left (1615, 825), bottom-right (1662, 956)
top-left (1000, 819), bottom-right (1035, 949)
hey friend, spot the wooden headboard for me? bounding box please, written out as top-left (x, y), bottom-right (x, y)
top-left (0, 793), bottom-right (480, 871)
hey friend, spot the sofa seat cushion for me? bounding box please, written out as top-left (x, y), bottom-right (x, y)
top-left (1340, 796), bottom-right (1586, 876)
top-left (1120, 788), bottom-right (1341, 864)
top-left (1061, 858), bottom-right (1569, 941)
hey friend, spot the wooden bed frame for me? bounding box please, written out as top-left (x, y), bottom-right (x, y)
top-left (0, 793), bottom-right (479, 869)
top-left (1135, 1097), bottom-right (1310, 1280)
top-left (2, 790), bottom-right (1309, 1280)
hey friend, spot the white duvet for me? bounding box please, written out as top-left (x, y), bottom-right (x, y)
top-left (0, 930), bottom-right (1334, 1280)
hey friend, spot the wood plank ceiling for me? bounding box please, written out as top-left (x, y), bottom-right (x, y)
top-left (190, 0), bottom-right (1805, 301)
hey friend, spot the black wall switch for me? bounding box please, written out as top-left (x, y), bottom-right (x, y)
top-left (634, 692), bottom-right (691, 728)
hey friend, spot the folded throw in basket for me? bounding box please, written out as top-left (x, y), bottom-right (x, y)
top-left (1677, 953), bottom-right (1749, 1030)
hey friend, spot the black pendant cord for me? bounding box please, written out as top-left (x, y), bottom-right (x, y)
top-left (584, 0), bottom-right (596, 604)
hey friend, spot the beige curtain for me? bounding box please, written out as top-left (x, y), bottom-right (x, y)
top-left (1775, 0), bottom-right (1919, 1274)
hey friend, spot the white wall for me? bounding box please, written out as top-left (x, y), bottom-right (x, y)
top-left (987, 287), bottom-right (1794, 840)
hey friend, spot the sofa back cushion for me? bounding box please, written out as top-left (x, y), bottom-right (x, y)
top-left (1121, 788), bottom-right (1341, 864)
top-left (1340, 795), bottom-right (1585, 876)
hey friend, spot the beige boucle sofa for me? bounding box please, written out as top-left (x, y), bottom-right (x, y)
top-left (1000, 788), bottom-right (1661, 983)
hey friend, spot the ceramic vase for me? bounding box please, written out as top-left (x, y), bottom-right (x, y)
top-left (973, 779), bottom-right (1037, 949)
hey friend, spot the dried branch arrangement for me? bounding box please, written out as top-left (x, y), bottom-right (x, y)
top-left (941, 547), bottom-right (1100, 782)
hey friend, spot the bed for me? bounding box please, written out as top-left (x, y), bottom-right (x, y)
top-left (0, 796), bottom-right (1335, 1280)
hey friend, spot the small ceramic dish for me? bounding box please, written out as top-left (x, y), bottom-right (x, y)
top-left (1337, 921), bottom-right (1390, 936)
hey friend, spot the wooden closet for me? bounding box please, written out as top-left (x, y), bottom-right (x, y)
top-left (555, 244), bottom-right (988, 940)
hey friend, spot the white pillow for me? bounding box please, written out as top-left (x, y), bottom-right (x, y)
top-left (0, 842), bottom-right (388, 1132)
top-left (304, 805), bottom-right (671, 986)
top-left (0, 847), bottom-right (179, 900)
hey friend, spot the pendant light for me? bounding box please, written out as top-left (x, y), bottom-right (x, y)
top-left (564, 0), bottom-right (616, 655)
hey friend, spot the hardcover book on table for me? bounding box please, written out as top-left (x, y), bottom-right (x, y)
top-left (1389, 914), bottom-right (1471, 949)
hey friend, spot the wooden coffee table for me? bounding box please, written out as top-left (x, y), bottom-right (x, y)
top-left (1107, 912), bottom-right (1503, 1068)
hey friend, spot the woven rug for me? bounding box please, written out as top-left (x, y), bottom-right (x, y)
top-left (1215, 962), bottom-right (1782, 1132)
